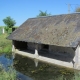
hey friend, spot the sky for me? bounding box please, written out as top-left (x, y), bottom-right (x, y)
top-left (0, 0), bottom-right (80, 26)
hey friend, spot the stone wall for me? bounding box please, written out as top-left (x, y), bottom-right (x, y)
top-left (27, 42), bottom-right (75, 55)
top-left (13, 41), bottom-right (80, 70)
top-left (49, 45), bottom-right (75, 58)
top-left (74, 43), bottom-right (80, 69)
top-left (27, 42), bottom-right (42, 51)
top-left (49, 45), bottom-right (74, 53)
top-left (27, 42), bottom-right (35, 50)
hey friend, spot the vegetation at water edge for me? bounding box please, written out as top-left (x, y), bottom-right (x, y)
top-left (0, 64), bottom-right (16, 80)
top-left (0, 33), bottom-right (12, 55)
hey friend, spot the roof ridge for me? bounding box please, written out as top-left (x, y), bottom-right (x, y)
top-left (28, 13), bottom-right (80, 19)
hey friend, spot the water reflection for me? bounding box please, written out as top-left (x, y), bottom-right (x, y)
top-left (0, 54), bottom-right (80, 80)
top-left (0, 54), bottom-right (13, 69)
top-left (0, 54), bottom-right (32, 80)
top-left (17, 72), bottom-right (33, 80)
top-left (13, 54), bottom-right (80, 80)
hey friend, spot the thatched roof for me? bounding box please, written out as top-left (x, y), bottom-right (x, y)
top-left (8, 13), bottom-right (80, 47)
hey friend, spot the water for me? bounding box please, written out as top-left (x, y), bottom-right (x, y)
top-left (0, 54), bottom-right (80, 80)
top-left (0, 54), bottom-right (32, 80)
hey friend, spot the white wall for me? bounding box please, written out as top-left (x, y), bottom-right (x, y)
top-left (75, 43), bottom-right (80, 69)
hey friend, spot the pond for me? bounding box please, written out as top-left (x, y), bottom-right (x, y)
top-left (0, 54), bottom-right (80, 80)
top-left (0, 54), bottom-right (32, 80)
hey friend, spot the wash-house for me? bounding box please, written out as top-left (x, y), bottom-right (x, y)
top-left (8, 13), bottom-right (80, 70)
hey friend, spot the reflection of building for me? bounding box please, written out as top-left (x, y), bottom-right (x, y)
top-left (14, 54), bottom-right (74, 80)
top-left (8, 13), bottom-right (80, 70)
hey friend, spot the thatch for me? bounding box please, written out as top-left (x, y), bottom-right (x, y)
top-left (8, 13), bottom-right (80, 47)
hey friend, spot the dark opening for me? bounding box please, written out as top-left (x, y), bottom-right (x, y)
top-left (72, 47), bottom-right (76, 51)
top-left (42, 44), bottom-right (49, 50)
top-left (14, 41), bottom-right (27, 50)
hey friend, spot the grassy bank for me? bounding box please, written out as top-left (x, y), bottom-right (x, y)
top-left (0, 34), bottom-right (16, 80)
top-left (0, 33), bottom-right (12, 55)
top-left (0, 64), bottom-right (16, 80)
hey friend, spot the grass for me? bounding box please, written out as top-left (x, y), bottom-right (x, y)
top-left (0, 27), bottom-right (17, 80)
top-left (0, 33), bottom-right (12, 55)
top-left (0, 26), bottom-right (18, 34)
top-left (0, 64), bottom-right (16, 80)
top-left (0, 26), bottom-right (18, 55)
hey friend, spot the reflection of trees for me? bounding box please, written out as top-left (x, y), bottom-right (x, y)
top-left (13, 54), bottom-right (75, 80)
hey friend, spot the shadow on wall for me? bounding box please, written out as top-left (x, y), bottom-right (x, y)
top-left (13, 41), bottom-right (28, 50)
top-left (13, 41), bottom-right (35, 54)
top-left (39, 45), bottom-right (75, 63)
top-left (13, 40), bottom-right (75, 63)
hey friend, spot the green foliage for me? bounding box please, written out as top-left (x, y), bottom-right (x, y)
top-left (3, 45), bottom-right (12, 54)
top-left (3, 16), bottom-right (16, 28)
top-left (4, 27), bottom-right (9, 33)
top-left (4, 28), bottom-right (12, 34)
top-left (75, 7), bottom-right (80, 12)
top-left (8, 28), bottom-right (12, 34)
top-left (0, 64), bottom-right (16, 80)
top-left (0, 26), bottom-right (18, 34)
top-left (3, 16), bottom-right (16, 32)
top-left (0, 27), bottom-right (3, 34)
top-left (0, 33), bottom-right (12, 55)
top-left (37, 10), bottom-right (51, 17)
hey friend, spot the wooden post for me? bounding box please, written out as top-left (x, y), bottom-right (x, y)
top-left (35, 44), bottom-right (38, 56)
top-left (12, 41), bottom-right (16, 59)
top-left (34, 44), bottom-right (39, 67)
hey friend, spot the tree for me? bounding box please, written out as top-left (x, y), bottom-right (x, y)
top-left (37, 10), bottom-right (51, 17)
top-left (3, 16), bottom-right (16, 32)
top-left (75, 7), bottom-right (80, 12)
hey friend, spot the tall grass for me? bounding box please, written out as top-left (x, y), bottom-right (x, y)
top-left (0, 64), bottom-right (16, 80)
top-left (0, 26), bottom-right (18, 55)
top-left (0, 33), bottom-right (12, 55)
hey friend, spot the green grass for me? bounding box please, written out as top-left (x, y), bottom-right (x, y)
top-left (0, 33), bottom-right (12, 55)
top-left (0, 32), bottom-right (16, 80)
top-left (0, 27), bottom-right (3, 34)
top-left (0, 26), bottom-right (18, 55)
top-left (0, 64), bottom-right (16, 80)
top-left (0, 26), bottom-right (18, 34)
